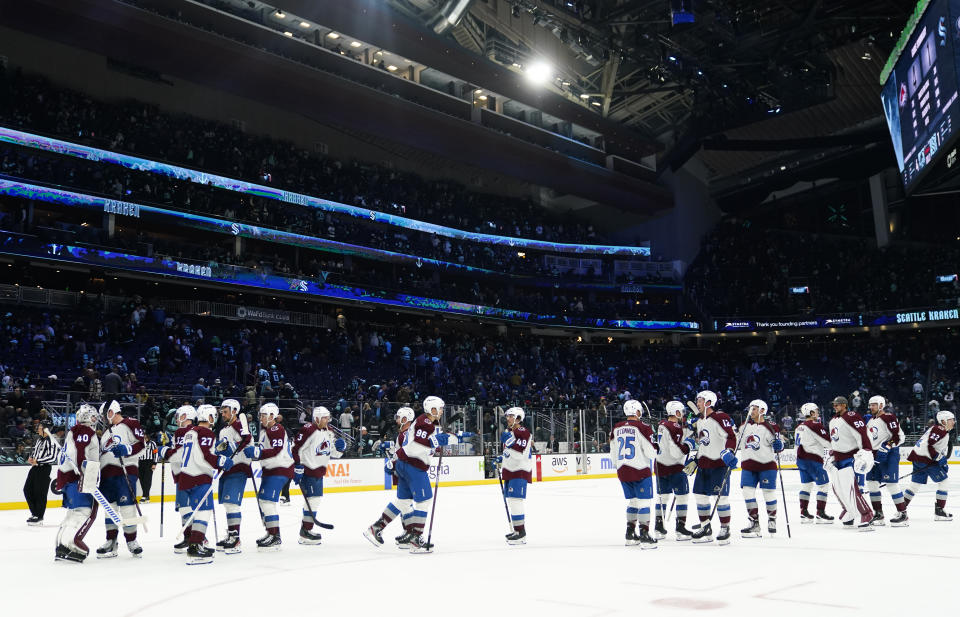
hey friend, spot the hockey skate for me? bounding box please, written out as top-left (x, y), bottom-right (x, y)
top-left (675, 520), bottom-right (693, 541)
top-left (624, 523), bottom-right (639, 546)
top-left (173, 537), bottom-right (190, 554)
top-left (636, 526), bottom-right (658, 550)
top-left (215, 535), bottom-right (228, 552)
top-left (298, 527), bottom-right (322, 545)
top-left (716, 526), bottom-right (731, 545)
top-left (767, 518), bottom-right (776, 534)
top-left (256, 532), bottom-right (282, 552)
top-left (186, 543), bottom-right (214, 565)
top-left (691, 522), bottom-right (713, 543)
top-left (871, 511), bottom-right (885, 526)
top-left (221, 531), bottom-right (242, 554)
top-left (96, 538), bottom-right (118, 559)
top-left (395, 531), bottom-right (415, 550)
top-left (800, 510), bottom-right (815, 523)
top-left (409, 535), bottom-right (434, 554)
top-left (26, 516), bottom-right (43, 526)
top-left (653, 518), bottom-right (668, 540)
top-left (889, 512), bottom-right (909, 527)
top-left (506, 529), bottom-right (527, 546)
top-left (935, 507), bottom-right (953, 521)
top-left (363, 523), bottom-right (385, 547)
top-left (740, 518), bottom-right (761, 538)
top-left (126, 540), bottom-right (143, 558)
top-left (55, 544), bottom-right (87, 563)
top-left (815, 510), bottom-right (834, 524)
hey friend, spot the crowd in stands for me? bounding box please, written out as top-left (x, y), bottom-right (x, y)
top-left (686, 218), bottom-right (960, 317)
top-left (0, 68), bottom-right (607, 246)
top-left (0, 296), bottom-right (956, 460)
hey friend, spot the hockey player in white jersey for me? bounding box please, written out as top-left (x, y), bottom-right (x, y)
top-left (499, 407), bottom-right (533, 545)
top-left (903, 410), bottom-right (955, 521)
top-left (54, 404), bottom-right (101, 563)
top-left (654, 401), bottom-right (696, 540)
top-left (243, 402), bottom-right (295, 551)
top-left (364, 406), bottom-right (416, 547)
top-left (738, 400), bottom-right (784, 537)
top-left (215, 399), bottom-right (251, 553)
top-left (292, 406), bottom-right (346, 545)
top-left (690, 390), bottom-right (739, 545)
top-left (864, 396), bottom-right (908, 526)
top-left (96, 400), bottom-right (147, 558)
top-left (826, 396), bottom-right (874, 530)
top-left (794, 403), bottom-right (833, 523)
top-left (610, 400), bottom-right (659, 548)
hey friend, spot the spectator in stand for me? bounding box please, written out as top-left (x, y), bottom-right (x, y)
top-left (102, 367), bottom-right (122, 395)
top-left (191, 377), bottom-right (209, 402)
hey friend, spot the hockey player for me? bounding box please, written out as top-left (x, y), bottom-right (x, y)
top-left (794, 403), bottom-right (833, 523)
top-left (903, 410), bottom-right (955, 521)
top-left (610, 400), bottom-right (658, 548)
top-left (54, 404), bottom-right (101, 563)
top-left (243, 402), bottom-right (294, 551)
top-left (158, 404), bottom-right (196, 553)
top-left (864, 396), bottom-right (908, 526)
top-left (499, 406), bottom-right (533, 545)
top-left (738, 400), bottom-right (784, 538)
top-left (364, 406), bottom-right (416, 547)
top-left (654, 401), bottom-right (696, 541)
top-left (96, 400), bottom-right (146, 558)
top-left (394, 396), bottom-right (452, 553)
top-left (292, 406), bottom-right (346, 545)
top-left (825, 396), bottom-right (874, 530)
top-left (179, 404), bottom-right (234, 565)
top-left (215, 399), bottom-right (251, 553)
top-left (690, 390), bottom-right (738, 544)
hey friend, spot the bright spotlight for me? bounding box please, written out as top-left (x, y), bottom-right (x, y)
top-left (524, 61), bottom-right (553, 85)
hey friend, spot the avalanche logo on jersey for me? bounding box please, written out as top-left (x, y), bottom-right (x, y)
top-left (868, 426), bottom-right (880, 440)
top-left (744, 434), bottom-right (761, 450)
top-left (830, 426), bottom-right (840, 442)
top-left (698, 429), bottom-right (710, 447)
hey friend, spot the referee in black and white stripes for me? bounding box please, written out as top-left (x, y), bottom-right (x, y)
top-left (24, 422), bottom-right (61, 525)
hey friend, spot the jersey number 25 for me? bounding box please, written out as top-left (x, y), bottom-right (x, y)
top-left (617, 436), bottom-right (636, 460)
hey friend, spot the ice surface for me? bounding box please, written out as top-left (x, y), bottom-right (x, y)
top-left (2, 470), bottom-right (958, 616)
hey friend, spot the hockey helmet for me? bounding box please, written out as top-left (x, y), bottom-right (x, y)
top-left (312, 406), bottom-right (332, 423)
top-left (800, 402), bottom-right (819, 418)
top-left (100, 400), bottom-right (122, 421)
top-left (937, 410), bottom-right (956, 426)
top-left (176, 404), bottom-right (197, 425)
top-left (76, 404), bottom-right (100, 427)
top-left (696, 390), bottom-right (718, 408)
top-left (395, 406), bottom-right (415, 425)
top-left (748, 399), bottom-right (768, 415)
top-left (623, 400), bottom-right (642, 416)
top-left (505, 406), bottom-right (525, 423)
top-left (423, 396), bottom-right (445, 416)
top-left (868, 395), bottom-right (886, 413)
top-left (259, 402), bottom-right (280, 423)
top-left (196, 404), bottom-right (217, 425)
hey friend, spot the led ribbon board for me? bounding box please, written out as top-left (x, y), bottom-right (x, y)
top-left (0, 126), bottom-right (651, 257)
top-left (0, 234), bottom-right (699, 332)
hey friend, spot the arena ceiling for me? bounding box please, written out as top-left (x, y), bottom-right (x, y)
top-left (390, 0), bottom-right (920, 184)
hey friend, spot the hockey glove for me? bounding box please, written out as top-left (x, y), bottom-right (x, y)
top-left (875, 445), bottom-right (889, 463)
top-left (218, 456), bottom-right (235, 472)
top-left (334, 438), bottom-right (346, 452)
top-left (683, 457), bottom-right (698, 476)
top-left (110, 443), bottom-right (132, 458)
top-left (158, 445), bottom-right (171, 460)
top-left (682, 437), bottom-right (697, 455)
top-left (293, 465), bottom-right (304, 485)
top-left (243, 445), bottom-right (262, 459)
top-left (384, 457), bottom-right (394, 473)
top-left (772, 438), bottom-right (784, 453)
top-left (853, 449), bottom-right (874, 475)
top-left (720, 449), bottom-right (738, 469)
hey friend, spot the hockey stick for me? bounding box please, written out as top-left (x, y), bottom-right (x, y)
top-left (301, 490), bottom-right (335, 530)
top-left (419, 450), bottom-right (444, 553)
top-left (775, 450), bottom-right (792, 538)
top-left (105, 424), bottom-right (149, 532)
top-left (159, 459), bottom-right (165, 538)
top-left (879, 460), bottom-right (935, 488)
top-left (495, 458), bottom-right (513, 532)
top-left (703, 417), bottom-right (751, 524)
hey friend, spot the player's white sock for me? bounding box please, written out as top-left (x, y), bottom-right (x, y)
top-left (717, 496), bottom-right (731, 526)
top-left (799, 482), bottom-right (813, 512)
top-left (626, 497), bottom-right (639, 524)
top-left (260, 499), bottom-right (280, 534)
top-left (507, 497), bottom-right (525, 532)
top-left (761, 488), bottom-right (777, 518)
top-left (742, 485), bottom-right (758, 519)
top-left (224, 502), bottom-right (241, 533)
top-left (695, 495), bottom-right (711, 523)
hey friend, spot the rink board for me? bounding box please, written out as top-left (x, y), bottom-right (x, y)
top-left (2, 449), bottom-right (957, 509)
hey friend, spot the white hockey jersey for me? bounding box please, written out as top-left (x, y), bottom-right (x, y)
top-left (909, 424), bottom-right (950, 464)
top-left (695, 411), bottom-right (737, 469)
top-left (179, 426), bottom-right (219, 488)
top-left (828, 411), bottom-right (871, 461)
top-left (100, 417), bottom-right (145, 476)
top-left (293, 424), bottom-right (343, 477)
top-left (57, 424), bottom-right (100, 487)
top-left (218, 418), bottom-right (252, 475)
top-left (866, 414), bottom-right (905, 451)
top-left (739, 421), bottom-right (780, 472)
top-left (610, 419), bottom-right (657, 481)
